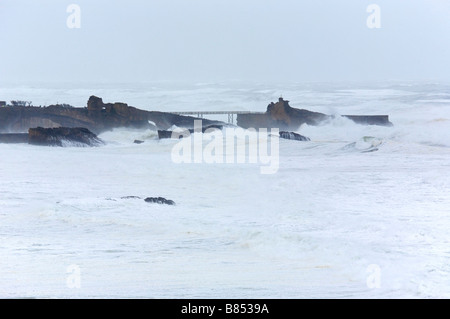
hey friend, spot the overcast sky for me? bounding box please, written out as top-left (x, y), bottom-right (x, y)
top-left (0, 0), bottom-right (449, 85)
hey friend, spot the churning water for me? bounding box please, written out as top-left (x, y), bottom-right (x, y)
top-left (1, 81), bottom-right (449, 298)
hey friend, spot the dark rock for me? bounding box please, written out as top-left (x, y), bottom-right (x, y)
top-left (267, 98), bottom-right (329, 128)
top-left (133, 140), bottom-right (144, 144)
top-left (341, 115), bottom-right (393, 126)
top-left (0, 96), bottom-right (225, 134)
top-left (238, 97), bottom-right (329, 131)
top-left (279, 131), bottom-right (311, 141)
top-left (28, 127), bottom-right (104, 147)
top-left (158, 130), bottom-right (180, 139)
top-left (237, 97), bottom-right (393, 130)
top-left (144, 197), bottom-right (176, 205)
top-left (83, 96), bottom-right (224, 132)
top-left (0, 95), bottom-right (392, 135)
top-left (121, 196), bottom-right (142, 199)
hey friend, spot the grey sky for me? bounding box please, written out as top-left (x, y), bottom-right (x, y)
top-left (0, 0), bottom-right (449, 84)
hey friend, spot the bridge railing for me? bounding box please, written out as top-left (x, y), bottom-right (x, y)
top-left (170, 111), bottom-right (265, 124)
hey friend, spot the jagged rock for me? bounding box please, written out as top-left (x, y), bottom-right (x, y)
top-left (279, 131), bottom-right (311, 141)
top-left (144, 197), bottom-right (176, 205)
top-left (28, 127), bottom-right (104, 147)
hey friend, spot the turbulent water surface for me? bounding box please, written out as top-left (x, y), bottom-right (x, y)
top-left (1, 82), bottom-right (449, 298)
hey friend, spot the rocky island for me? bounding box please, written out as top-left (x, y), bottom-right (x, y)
top-left (237, 97), bottom-right (392, 130)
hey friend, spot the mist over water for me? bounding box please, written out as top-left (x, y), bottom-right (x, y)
top-left (1, 82), bottom-right (449, 298)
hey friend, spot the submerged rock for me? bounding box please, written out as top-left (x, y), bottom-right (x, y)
top-left (279, 131), bottom-right (311, 141)
top-left (28, 127), bottom-right (104, 147)
top-left (133, 139), bottom-right (144, 144)
top-left (144, 197), bottom-right (176, 205)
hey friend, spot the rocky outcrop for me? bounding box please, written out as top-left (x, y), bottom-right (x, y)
top-left (144, 197), bottom-right (176, 205)
top-left (0, 96), bottom-right (224, 134)
top-left (86, 96), bottom-right (223, 133)
top-left (28, 127), bottom-right (104, 147)
top-left (0, 127), bottom-right (103, 146)
top-left (279, 131), bottom-right (311, 141)
top-left (0, 95), bottom-right (392, 135)
top-left (238, 98), bottom-right (329, 130)
top-left (267, 98), bottom-right (329, 128)
top-left (237, 97), bottom-right (392, 130)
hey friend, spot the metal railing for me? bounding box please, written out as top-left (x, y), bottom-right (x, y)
top-left (170, 111), bottom-right (265, 124)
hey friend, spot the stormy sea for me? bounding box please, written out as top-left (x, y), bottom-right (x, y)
top-left (0, 81), bottom-right (449, 298)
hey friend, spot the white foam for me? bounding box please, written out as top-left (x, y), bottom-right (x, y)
top-left (1, 82), bottom-right (450, 298)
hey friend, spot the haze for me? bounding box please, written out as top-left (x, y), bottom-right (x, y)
top-left (1, 0), bottom-right (449, 85)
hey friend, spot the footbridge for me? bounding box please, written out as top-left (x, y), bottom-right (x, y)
top-left (171, 111), bottom-right (264, 125)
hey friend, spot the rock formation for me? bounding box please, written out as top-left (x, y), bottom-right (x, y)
top-left (0, 127), bottom-right (104, 146)
top-left (28, 127), bottom-right (104, 147)
top-left (237, 97), bottom-right (328, 130)
top-left (0, 95), bottom-right (392, 137)
top-left (237, 97), bottom-right (392, 130)
top-left (144, 197), bottom-right (176, 205)
top-left (0, 96), bottom-right (224, 134)
top-left (120, 196), bottom-right (176, 205)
